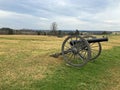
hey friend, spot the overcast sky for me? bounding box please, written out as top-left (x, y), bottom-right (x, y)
top-left (0, 0), bottom-right (120, 31)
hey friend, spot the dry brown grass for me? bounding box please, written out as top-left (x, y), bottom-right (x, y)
top-left (0, 35), bottom-right (64, 88)
top-left (98, 35), bottom-right (120, 50)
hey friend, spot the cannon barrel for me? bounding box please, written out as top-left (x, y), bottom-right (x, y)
top-left (87, 37), bottom-right (108, 43)
top-left (70, 37), bottom-right (108, 46)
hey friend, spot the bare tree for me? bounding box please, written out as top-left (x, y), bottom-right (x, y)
top-left (51, 22), bottom-right (57, 35)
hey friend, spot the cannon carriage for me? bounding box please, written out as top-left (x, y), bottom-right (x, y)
top-left (50, 35), bottom-right (108, 67)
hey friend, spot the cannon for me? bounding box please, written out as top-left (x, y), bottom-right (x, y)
top-left (50, 35), bottom-right (108, 67)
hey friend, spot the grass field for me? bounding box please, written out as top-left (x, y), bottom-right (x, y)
top-left (0, 35), bottom-right (120, 90)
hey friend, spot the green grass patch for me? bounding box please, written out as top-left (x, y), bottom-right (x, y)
top-left (30, 46), bottom-right (120, 90)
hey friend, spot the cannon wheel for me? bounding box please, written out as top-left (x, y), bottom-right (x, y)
top-left (82, 35), bottom-right (102, 61)
top-left (61, 35), bottom-right (91, 67)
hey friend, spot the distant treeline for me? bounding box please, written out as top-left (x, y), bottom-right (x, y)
top-left (0, 27), bottom-right (80, 36)
top-left (0, 27), bottom-right (114, 36)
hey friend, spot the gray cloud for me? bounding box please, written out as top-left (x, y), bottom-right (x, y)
top-left (0, 0), bottom-right (120, 30)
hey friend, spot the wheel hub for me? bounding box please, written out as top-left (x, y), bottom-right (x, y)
top-left (72, 47), bottom-right (78, 54)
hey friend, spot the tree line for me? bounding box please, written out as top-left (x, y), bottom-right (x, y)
top-left (0, 27), bottom-right (74, 37)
